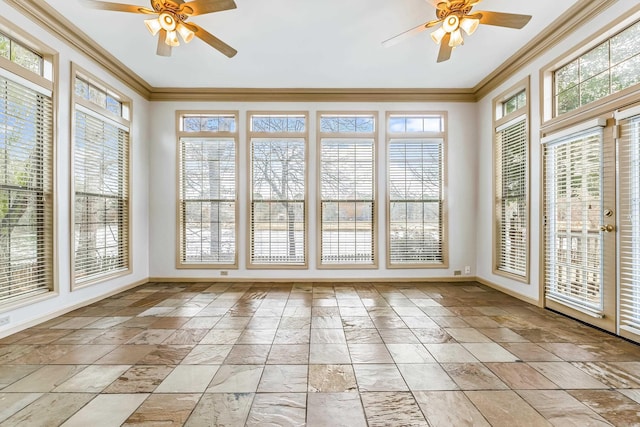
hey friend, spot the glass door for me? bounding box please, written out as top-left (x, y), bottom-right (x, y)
top-left (542, 121), bottom-right (616, 332)
top-left (617, 108), bottom-right (640, 343)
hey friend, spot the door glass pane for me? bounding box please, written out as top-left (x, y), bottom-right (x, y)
top-left (619, 116), bottom-right (640, 331)
top-left (544, 128), bottom-right (604, 312)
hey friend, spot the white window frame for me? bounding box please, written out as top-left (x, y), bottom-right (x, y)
top-left (492, 78), bottom-right (530, 283)
top-left (0, 17), bottom-right (57, 307)
top-left (247, 111), bottom-right (308, 268)
top-left (317, 111), bottom-right (378, 269)
top-left (386, 112), bottom-right (448, 269)
top-left (177, 111), bottom-right (239, 269)
top-left (70, 63), bottom-right (131, 289)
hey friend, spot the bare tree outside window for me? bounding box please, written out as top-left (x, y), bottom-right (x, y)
top-left (249, 114), bottom-right (306, 265)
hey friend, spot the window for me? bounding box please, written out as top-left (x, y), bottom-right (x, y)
top-left (554, 20), bottom-right (640, 116)
top-left (72, 68), bottom-right (130, 286)
top-left (319, 113), bottom-right (376, 266)
top-left (249, 113), bottom-right (307, 267)
top-left (0, 30), bottom-right (43, 75)
top-left (178, 112), bottom-right (237, 267)
top-left (387, 113), bottom-right (446, 267)
top-left (0, 33), bottom-right (53, 304)
top-left (493, 83), bottom-right (529, 280)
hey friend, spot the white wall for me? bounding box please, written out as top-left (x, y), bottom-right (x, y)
top-left (0, 3), bottom-right (150, 337)
top-left (149, 101), bottom-right (478, 280)
top-left (475, 1), bottom-right (635, 302)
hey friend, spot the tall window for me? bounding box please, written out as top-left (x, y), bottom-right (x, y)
top-left (72, 68), bottom-right (130, 286)
top-left (178, 113), bottom-right (237, 267)
top-left (0, 32), bottom-right (54, 303)
top-left (319, 113), bottom-right (376, 266)
top-left (249, 113), bottom-right (307, 267)
top-left (493, 84), bottom-right (529, 280)
top-left (387, 113), bottom-right (446, 267)
top-left (554, 20), bottom-right (640, 116)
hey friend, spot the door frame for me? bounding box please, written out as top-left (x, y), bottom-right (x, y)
top-left (540, 116), bottom-right (617, 332)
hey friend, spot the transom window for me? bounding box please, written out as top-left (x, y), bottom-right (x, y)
top-left (178, 112), bottom-right (237, 267)
top-left (319, 113), bottom-right (376, 267)
top-left (72, 69), bottom-right (130, 286)
top-left (387, 113), bottom-right (446, 267)
top-left (0, 31), bottom-right (43, 75)
top-left (554, 20), bottom-right (640, 116)
top-left (74, 77), bottom-right (126, 118)
top-left (249, 113), bottom-right (307, 267)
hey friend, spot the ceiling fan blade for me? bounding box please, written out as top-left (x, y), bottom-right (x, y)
top-left (156, 29), bottom-right (172, 56)
top-left (437, 33), bottom-right (453, 62)
top-left (477, 11), bottom-right (532, 29)
top-left (179, 0), bottom-right (237, 16)
top-left (382, 19), bottom-right (440, 48)
top-left (79, 0), bottom-right (155, 14)
top-left (186, 23), bottom-right (237, 58)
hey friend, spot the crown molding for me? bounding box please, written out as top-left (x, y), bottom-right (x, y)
top-left (5, 0), bottom-right (153, 99)
top-left (473, 0), bottom-right (615, 101)
top-left (6, 0), bottom-right (617, 104)
top-left (149, 87), bottom-right (476, 102)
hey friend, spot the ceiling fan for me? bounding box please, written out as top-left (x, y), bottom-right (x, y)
top-left (383, 0), bottom-right (532, 63)
top-left (80, 0), bottom-right (238, 58)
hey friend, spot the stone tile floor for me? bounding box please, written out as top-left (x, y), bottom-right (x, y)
top-left (1, 281), bottom-right (640, 426)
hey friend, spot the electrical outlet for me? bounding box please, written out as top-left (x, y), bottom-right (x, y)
top-left (464, 265), bottom-right (471, 275)
top-left (220, 270), bottom-right (229, 276)
top-left (0, 315), bottom-right (9, 327)
top-left (454, 270), bottom-right (462, 276)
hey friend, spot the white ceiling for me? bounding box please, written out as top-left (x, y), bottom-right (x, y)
top-left (45, 0), bottom-right (580, 88)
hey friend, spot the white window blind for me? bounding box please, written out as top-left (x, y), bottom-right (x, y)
top-left (495, 118), bottom-right (528, 276)
top-left (388, 114), bottom-right (445, 265)
top-left (0, 72), bottom-right (53, 303)
top-left (179, 135), bottom-right (236, 265)
top-left (249, 114), bottom-right (306, 266)
top-left (543, 128), bottom-right (604, 313)
top-left (73, 107), bottom-right (129, 282)
top-left (320, 114), bottom-right (375, 265)
top-left (619, 115), bottom-right (640, 334)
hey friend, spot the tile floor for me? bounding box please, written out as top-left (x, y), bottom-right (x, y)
top-left (1, 281), bottom-right (640, 426)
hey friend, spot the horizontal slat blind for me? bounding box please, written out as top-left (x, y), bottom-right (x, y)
top-left (619, 115), bottom-right (640, 334)
top-left (389, 137), bottom-right (443, 264)
top-left (496, 118), bottom-right (527, 276)
top-left (0, 73), bottom-right (53, 303)
top-left (179, 136), bottom-right (236, 265)
top-left (320, 113), bottom-right (375, 265)
top-left (249, 114), bottom-right (306, 265)
top-left (74, 109), bottom-right (129, 282)
top-left (544, 128), bottom-right (604, 312)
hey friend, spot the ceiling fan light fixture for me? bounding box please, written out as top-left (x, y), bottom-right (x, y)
top-left (442, 14), bottom-right (459, 33)
top-left (159, 11), bottom-right (177, 31)
top-left (144, 18), bottom-right (162, 36)
top-left (449, 28), bottom-right (464, 47)
top-left (430, 26), bottom-right (447, 44)
top-left (460, 17), bottom-right (479, 36)
top-left (165, 29), bottom-right (180, 47)
top-left (177, 23), bottom-right (195, 43)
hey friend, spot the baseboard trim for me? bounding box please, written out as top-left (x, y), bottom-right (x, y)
top-left (0, 278), bottom-right (148, 339)
top-left (148, 276), bottom-right (475, 283)
top-left (474, 276), bottom-right (540, 307)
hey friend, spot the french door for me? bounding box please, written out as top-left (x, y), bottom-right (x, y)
top-left (542, 119), bottom-right (617, 332)
top-left (617, 107), bottom-right (640, 343)
top-left (543, 111), bottom-right (640, 343)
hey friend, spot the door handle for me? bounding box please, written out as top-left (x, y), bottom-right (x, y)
top-left (600, 224), bottom-right (615, 232)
